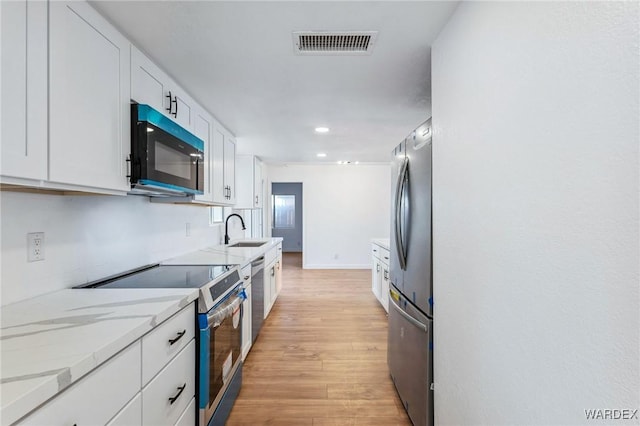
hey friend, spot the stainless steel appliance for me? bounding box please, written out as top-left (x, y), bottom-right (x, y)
top-left (76, 263), bottom-right (245, 426)
top-left (250, 256), bottom-right (265, 343)
top-left (130, 103), bottom-right (204, 196)
top-left (197, 271), bottom-right (245, 426)
top-left (388, 118), bottom-right (434, 426)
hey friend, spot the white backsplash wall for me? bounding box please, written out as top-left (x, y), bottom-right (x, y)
top-left (0, 191), bottom-right (223, 306)
top-left (432, 2), bottom-right (639, 425)
top-left (267, 164), bottom-right (391, 268)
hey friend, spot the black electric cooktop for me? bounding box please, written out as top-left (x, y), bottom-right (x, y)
top-left (78, 264), bottom-right (234, 289)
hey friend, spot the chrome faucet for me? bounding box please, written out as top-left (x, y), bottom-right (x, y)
top-left (224, 213), bottom-right (246, 245)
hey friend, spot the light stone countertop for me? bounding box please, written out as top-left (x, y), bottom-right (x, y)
top-left (162, 237), bottom-right (284, 267)
top-left (372, 238), bottom-right (390, 250)
top-left (0, 287), bottom-right (199, 425)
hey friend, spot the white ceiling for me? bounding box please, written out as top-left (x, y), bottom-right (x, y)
top-left (91, 1), bottom-right (459, 164)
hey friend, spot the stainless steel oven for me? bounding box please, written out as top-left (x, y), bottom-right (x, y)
top-left (198, 273), bottom-right (245, 426)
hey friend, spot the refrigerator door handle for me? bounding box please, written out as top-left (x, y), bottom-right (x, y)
top-left (389, 291), bottom-right (428, 333)
top-left (394, 157), bottom-right (408, 270)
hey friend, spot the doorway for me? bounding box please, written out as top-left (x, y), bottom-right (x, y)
top-left (271, 182), bottom-right (302, 253)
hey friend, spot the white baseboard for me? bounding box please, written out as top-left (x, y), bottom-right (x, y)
top-left (303, 264), bottom-right (371, 270)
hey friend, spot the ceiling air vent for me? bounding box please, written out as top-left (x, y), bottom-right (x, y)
top-left (292, 31), bottom-right (378, 55)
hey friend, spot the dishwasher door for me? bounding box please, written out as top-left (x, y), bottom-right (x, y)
top-left (387, 285), bottom-right (433, 426)
top-left (251, 256), bottom-right (265, 343)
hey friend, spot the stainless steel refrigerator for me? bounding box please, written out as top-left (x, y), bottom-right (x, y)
top-left (388, 118), bottom-right (433, 426)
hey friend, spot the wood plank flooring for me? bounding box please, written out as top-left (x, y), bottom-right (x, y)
top-left (227, 253), bottom-right (411, 426)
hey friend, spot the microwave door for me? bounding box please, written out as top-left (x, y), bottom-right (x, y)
top-left (143, 122), bottom-right (203, 193)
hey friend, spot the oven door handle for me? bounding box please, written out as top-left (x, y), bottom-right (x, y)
top-left (206, 291), bottom-right (246, 329)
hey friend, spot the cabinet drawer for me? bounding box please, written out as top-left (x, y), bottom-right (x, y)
top-left (372, 244), bottom-right (390, 264)
top-left (174, 398), bottom-right (196, 426)
top-left (142, 340), bottom-right (196, 426)
top-left (142, 303), bottom-right (195, 385)
top-left (18, 341), bottom-right (141, 425)
top-left (241, 264), bottom-right (252, 282)
top-left (265, 246), bottom-right (277, 266)
top-left (107, 393), bottom-right (142, 426)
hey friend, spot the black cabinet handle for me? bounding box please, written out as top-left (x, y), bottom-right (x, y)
top-left (384, 256), bottom-right (389, 260)
top-left (256, 195), bottom-right (259, 205)
top-left (168, 383), bottom-right (187, 405)
top-left (168, 330), bottom-right (186, 346)
top-left (165, 91), bottom-right (173, 114)
top-left (172, 95), bottom-right (178, 118)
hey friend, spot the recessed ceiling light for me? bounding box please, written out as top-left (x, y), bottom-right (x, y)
top-left (337, 161), bottom-right (343, 165)
top-left (315, 127), bottom-right (330, 133)
top-left (317, 153), bottom-right (327, 158)
top-left (354, 161), bottom-right (360, 165)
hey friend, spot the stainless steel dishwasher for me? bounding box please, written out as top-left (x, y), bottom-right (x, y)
top-left (251, 256), bottom-right (265, 343)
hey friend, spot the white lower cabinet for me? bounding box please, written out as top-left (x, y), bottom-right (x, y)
top-left (16, 303), bottom-right (196, 426)
top-left (263, 243), bottom-right (283, 318)
top-left (141, 304), bottom-right (195, 386)
top-left (372, 243), bottom-right (390, 312)
top-left (174, 398), bottom-right (196, 426)
top-left (142, 340), bottom-right (196, 426)
top-left (107, 394), bottom-right (142, 426)
top-left (18, 341), bottom-right (141, 425)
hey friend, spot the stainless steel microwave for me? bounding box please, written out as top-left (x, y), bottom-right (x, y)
top-left (130, 104), bottom-right (204, 196)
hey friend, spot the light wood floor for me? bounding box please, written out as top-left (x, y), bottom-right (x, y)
top-left (227, 253), bottom-right (411, 426)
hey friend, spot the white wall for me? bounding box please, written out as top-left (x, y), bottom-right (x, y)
top-left (0, 192), bottom-right (225, 306)
top-left (432, 2), bottom-right (639, 425)
top-left (267, 164), bottom-right (391, 268)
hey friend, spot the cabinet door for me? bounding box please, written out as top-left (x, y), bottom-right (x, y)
top-left (381, 267), bottom-right (390, 313)
top-left (242, 283), bottom-right (252, 360)
top-left (372, 259), bottom-right (382, 301)
top-left (254, 158), bottom-right (263, 208)
top-left (106, 393), bottom-right (142, 426)
top-left (211, 127), bottom-right (226, 204)
top-left (0, 0), bottom-right (47, 180)
top-left (275, 256), bottom-right (282, 296)
top-left (193, 109), bottom-right (213, 203)
top-left (48, 1), bottom-right (130, 192)
top-left (269, 263), bottom-right (277, 307)
top-left (19, 342), bottom-right (141, 426)
top-left (173, 93), bottom-right (193, 131)
top-left (131, 46), bottom-right (167, 114)
top-left (224, 136), bottom-right (236, 204)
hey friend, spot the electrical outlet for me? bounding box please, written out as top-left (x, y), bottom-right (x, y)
top-left (27, 232), bottom-right (45, 262)
top-left (185, 223), bottom-right (191, 237)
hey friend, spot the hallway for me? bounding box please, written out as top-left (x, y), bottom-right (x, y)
top-left (227, 253), bottom-right (411, 425)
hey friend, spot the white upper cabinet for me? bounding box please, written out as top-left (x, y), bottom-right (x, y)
top-left (48, 1), bottom-right (130, 192)
top-left (223, 134), bottom-right (236, 204)
top-left (211, 123), bottom-right (236, 205)
top-left (235, 155), bottom-right (264, 209)
top-left (193, 107), bottom-right (214, 204)
top-left (131, 46), bottom-right (194, 131)
top-left (0, 0), bottom-right (47, 181)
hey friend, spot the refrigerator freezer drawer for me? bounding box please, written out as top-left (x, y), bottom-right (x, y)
top-left (387, 287), bottom-right (433, 426)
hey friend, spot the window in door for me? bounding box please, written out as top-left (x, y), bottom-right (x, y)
top-left (272, 195), bottom-right (295, 229)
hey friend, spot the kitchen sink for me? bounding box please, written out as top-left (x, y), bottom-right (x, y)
top-left (228, 242), bottom-right (267, 248)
